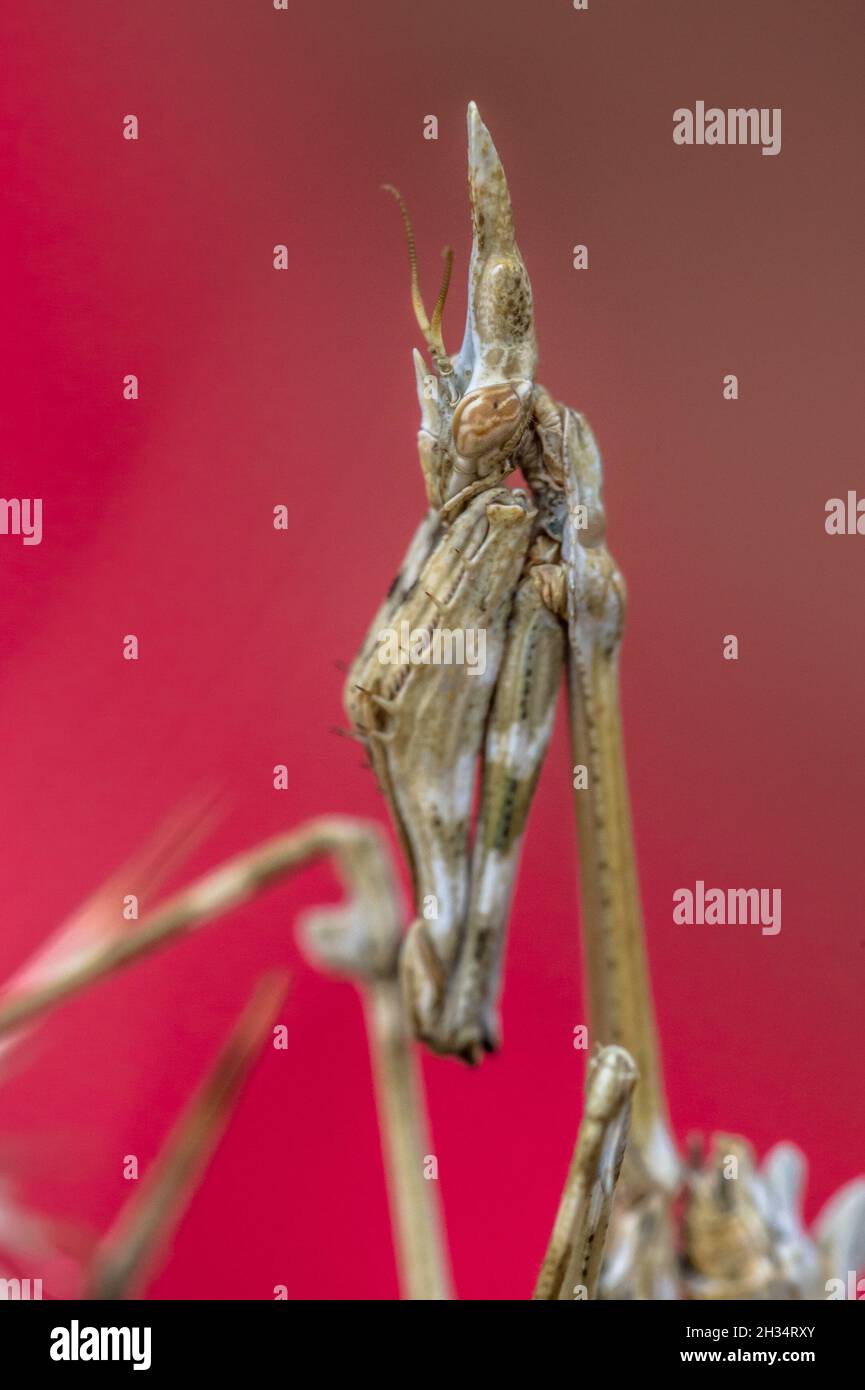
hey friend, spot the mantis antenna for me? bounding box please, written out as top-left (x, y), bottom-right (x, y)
top-left (382, 184), bottom-right (453, 369)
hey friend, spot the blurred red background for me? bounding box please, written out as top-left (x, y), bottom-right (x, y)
top-left (0, 0), bottom-right (862, 1298)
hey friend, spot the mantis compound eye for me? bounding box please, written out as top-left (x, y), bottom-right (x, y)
top-left (451, 383), bottom-right (531, 463)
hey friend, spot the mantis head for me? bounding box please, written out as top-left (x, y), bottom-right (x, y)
top-left (390, 102), bottom-right (537, 509)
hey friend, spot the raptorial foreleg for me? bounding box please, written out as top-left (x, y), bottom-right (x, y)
top-left (436, 569), bottom-right (565, 1061)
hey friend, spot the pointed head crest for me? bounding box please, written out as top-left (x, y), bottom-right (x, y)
top-left (457, 102), bottom-right (537, 394)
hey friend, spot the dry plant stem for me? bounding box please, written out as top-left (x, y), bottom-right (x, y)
top-left (365, 978), bottom-right (452, 1301)
top-left (0, 817), bottom-right (384, 1042)
top-left (533, 1046), bottom-right (637, 1301)
top-left (86, 972), bottom-right (287, 1299)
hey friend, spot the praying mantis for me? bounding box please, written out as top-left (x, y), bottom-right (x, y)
top-left (346, 99), bottom-right (672, 1167)
top-left (0, 103), bottom-right (860, 1303)
top-left (346, 102), bottom-right (865, 1298)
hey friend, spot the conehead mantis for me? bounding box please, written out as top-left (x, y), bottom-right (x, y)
top-left (346, 103), bottom-right (865, 1299)
top-left (345, 104), bottom-right (668, 1149)
top-left (3, 101), bottom-right (860, 1304)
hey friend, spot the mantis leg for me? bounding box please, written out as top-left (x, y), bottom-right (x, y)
top-left (533, 1044), bottom-right (637, 1300)
top-left (347, 489), bottom-right (536, 1047)
top-left (299, 833), bottom-right (453, 1301)
top-left (345, 506), bottom-right (442, 721)
top-left (553, 403), bottom-right (680, 1193)
top-left (438, 569), bottom-right (565, 1061)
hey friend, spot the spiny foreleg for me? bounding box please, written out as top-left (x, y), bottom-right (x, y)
top-left (436, 566), bottom-right (565, 1061)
